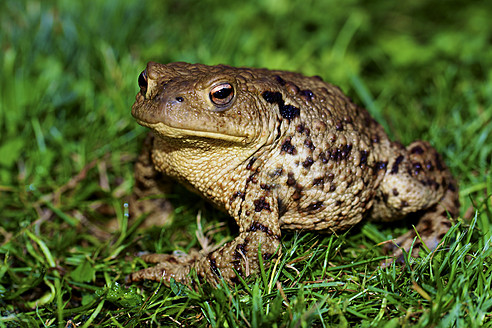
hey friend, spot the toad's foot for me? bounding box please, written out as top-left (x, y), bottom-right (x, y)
top-left (127, 251), bottom-right (201, 284)
top-left (126, 229), bottom-right (281, 285)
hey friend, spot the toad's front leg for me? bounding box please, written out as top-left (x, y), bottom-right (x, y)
top-left (127, 190), bottom-right (281, 285)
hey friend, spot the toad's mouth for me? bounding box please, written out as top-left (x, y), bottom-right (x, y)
top-left (135, 119), bottom-right (249, 144)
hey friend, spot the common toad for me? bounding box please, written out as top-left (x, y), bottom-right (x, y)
top-left (128, 62), bottom-right (459, 284)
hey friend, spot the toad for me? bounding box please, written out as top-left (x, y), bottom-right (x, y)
top-left (127, 62), bottom-right (459, 284)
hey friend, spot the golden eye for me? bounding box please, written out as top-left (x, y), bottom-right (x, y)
top-left (209, 83), bottom-right (234, 106)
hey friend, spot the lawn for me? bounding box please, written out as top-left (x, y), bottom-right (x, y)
top-left (1, 0), bottom-right (491, 326)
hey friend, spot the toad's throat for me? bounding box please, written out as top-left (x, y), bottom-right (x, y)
top-left (136, 119), bottom-right (249, 144)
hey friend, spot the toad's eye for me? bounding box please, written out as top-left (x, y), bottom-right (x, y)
top-left (138, 69), bottom-right (148, 92)
top-left (209, 83), bottom-right (234, 106)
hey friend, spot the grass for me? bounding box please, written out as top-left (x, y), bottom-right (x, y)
top-left (1, 0), bottom-right (491, 326)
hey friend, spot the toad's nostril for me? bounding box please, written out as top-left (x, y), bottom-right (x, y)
top-left (138, 69), bottom-right (148, 92)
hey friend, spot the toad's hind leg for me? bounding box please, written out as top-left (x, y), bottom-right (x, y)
top-left (370, 141), bottom-right (459, 259)
top-left (129, 133), bottom-right (174, 227)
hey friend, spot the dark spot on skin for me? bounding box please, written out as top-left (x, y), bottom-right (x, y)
top-left (419, 218), bottom-right (432, 231)
top-left (372, 134), bottom-right (380, 144)
top-left (419, 178), bottom-right (437, 187)
top-left (292, 188), bottom-right (303, 201)
top-left (230, 275), bottom-right (241, 284)
top-left (327, 173), bottom-right (335, 182)
top-left (335, 122), bottom-right (343, 131)
top-left (287, 172), bottom-right (296, 186)
top-left (271, 168), bottom-right (283, 177)
top-left (335, 200), bottom-right (342, 206)
top-left (425, 160), bottom-right (434, 171)
top-left (261, 90), bottom-right (300, 121)
top-left (233, 243), bottom-right (246, 273)
top-left (313, 75), bottom-right (324, 81)
top-left (360, 150), bottom-right (368, 166)
top-left (301, 201), bottom-right (324, 212)
top-left (300, 89), bottom-right (314, 101)
top-left (290, 183), bottom-right (304, 201)
top-left (302, 157), bottom-right (314, 168)
top-left (313, 177), bottom-right (324, 187)
top-left (281, 137), bottom-right (297, 155)
top-left (246, 173), bottom-right (258, 184)
top-left (376, 161), bottom-right (388, 171)
top-left (328, 149), bottom-right (336, 161)
top-left (229, 191), bottom-right (245, 204)
top-left (341, 144), bottom-right (352, 159)
top-left (454, 200), bottom-right (460, 211)
top-left (412, 162), bottom-right (423, 175)
top-left (167, 257), bottom-right (179, 264)
top-left (274, 75), bottom-right (286, 86)
top-left (254, 196), bottom-right (271, 212)
top-left (400, 200), bottom-right (409, 208)
top-left (296, 124), bottom-right (305, 134)
top-left (411, 146), bottom-right (424, 154)
top-left (245, 210), bottom-right (251, 216)
top-left (262, 91), bottom-right (283, 104)
top-left (248, 221), bottom-right (274, 236)
top-left (246, 157), bottom-right (257, 170)
top-left (394, 141), bottom-right (405, 150)
top-left (260, 183), bottom-right (273, 190)
top-left (441, 220), bottom-right (452, 228)
top-left (230, 191), bottom-right (240, 201)
top-left (448, 183), bottom-right (456, 192)
top-left (390, 155), bottom-right (404, 174)
top-left (277, 198), bottom-right (286, 215)
top-left (382, 192), bottom-right (388, 203)
top-left (343, 116), bottom-right (353, 124)
top-left (392, 188), bottom-right (399, 196)
top-left (209, 256), bottom-right (220, 277)
top-left (262, 253), bottom-right (273, 261)
top-left (435, 153), bottom-right (445, 171)
top-left (319, 152), bottom-right (328, 164)
top-left (329, 184), bottom-right (336, 192)
top-left (304, 138), bottom-right (315, 150)
top-left (280, 104), bottom-right (300, 120)
top-left (304, 127), bottom-right (311, 136)
top-left (327, 144), bottom-right (352, 162)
